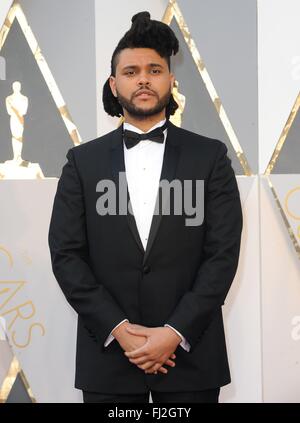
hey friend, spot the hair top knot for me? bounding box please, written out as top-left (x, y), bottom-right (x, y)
top-left (131, 11), bottom-right (150, 24)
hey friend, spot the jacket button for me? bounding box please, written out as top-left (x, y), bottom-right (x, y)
top-left (143, 265), bottom-right (151, 274)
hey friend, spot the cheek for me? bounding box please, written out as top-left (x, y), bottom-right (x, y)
top-left (118, 80), bottom-right (135, 96)
top-left (156, 77), bottom-right (172, 91)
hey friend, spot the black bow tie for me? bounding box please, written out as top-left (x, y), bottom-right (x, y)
top-left (123, 120), bottom-right (168, 149)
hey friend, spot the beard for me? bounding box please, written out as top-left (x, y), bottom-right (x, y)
top-left (116, 87), bottom-right (171, 119)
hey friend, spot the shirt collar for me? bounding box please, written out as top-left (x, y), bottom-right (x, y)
top-left (123, 118), bottom-right (167, 134)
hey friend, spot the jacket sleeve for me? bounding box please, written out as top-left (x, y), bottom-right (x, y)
top-left (48, 148), bottom-right (128, 350)
top-left (165, 142), bottom-right (243, 352)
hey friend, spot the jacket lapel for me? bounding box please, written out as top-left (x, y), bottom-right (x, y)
top-left (110, 125), bottom-right (145, 254)
top-left (109, 121), bottom-right (181, 263)
top-left (143, 124), bottom-right (181, 264)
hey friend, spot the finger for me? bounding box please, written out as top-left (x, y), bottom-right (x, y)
top-left (126, 327), bottom-right (149, 337)
top-left (139, 360), bottom-right (156, 371)
top-left (145, 359), bottom-right (176, 374)
top-left (125, 347), bottom-right (149, 358)
top-left (129, 356), bottom-right (152, 365)
top-left (140, 360), bottom-right (164, 374)
top-left (165, 358), bottom-right (176, 367)
top-left (146, 365), bottom-right (168, 375)
top-left (139, 363), bottom-right (162, 373)
top-left (132, 354), bottom-right (176, 367)
top-left (129, 324), bottom-right (144, 329)
top-left (156, 363), bottom-right (168, 374)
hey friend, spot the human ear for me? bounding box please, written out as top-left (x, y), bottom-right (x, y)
top-left (170, 72), bottom-right (175, 88)
top-left (109, 76), bottom-right (117, 97)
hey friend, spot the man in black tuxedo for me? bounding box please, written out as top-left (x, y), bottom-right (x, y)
top-left (48, 11), bottom-right (243, 403)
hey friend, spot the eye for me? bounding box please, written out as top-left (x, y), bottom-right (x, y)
top-left (151, 69), bottom-right (161, 74)
top-left (125, 70), bottom-right (135, 76)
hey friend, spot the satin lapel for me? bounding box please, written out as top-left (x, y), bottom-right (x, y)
top-left (143, 123), bottom-right (181, 265)
top-left (110, 126), bottom-right (144, 254)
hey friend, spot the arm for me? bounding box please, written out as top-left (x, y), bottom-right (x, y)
top-left (104, 319), bottom-right (129, 347)
top-left (164, 324), bottom-right (190, 352)
top-left (48, 148), bottom-right (128, 351)
top-left (165, 142), bottom-right (243, 352)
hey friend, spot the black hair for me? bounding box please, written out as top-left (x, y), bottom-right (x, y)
top-left (102, 11), bottom-right (179, 118)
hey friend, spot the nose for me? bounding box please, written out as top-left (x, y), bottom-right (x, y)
top-left (137, 71), bottom-right (150, 87)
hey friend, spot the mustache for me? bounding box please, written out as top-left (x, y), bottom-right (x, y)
top-left (133, 88), bottom-right (158, 98)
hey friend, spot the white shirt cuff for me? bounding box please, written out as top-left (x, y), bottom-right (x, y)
top-left (164, 324), bottom-right (191, 352)
top-left (104, 319), bottom-right (129, 347)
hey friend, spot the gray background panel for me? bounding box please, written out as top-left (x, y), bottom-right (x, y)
top-left (176, 0), bottom-right (258, 173)
top-left (170, 18), bottom-right (243, 174)
top-left (19, 0), bottom-right (97, 144)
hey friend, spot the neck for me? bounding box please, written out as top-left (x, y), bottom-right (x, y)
top-left (123, 111), bottom-right (166, 132)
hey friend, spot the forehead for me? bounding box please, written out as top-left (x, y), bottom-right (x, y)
top-left (116, 48), bottom-right (167, 68)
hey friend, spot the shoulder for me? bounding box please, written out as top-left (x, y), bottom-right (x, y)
top-left (170, 122), bottom-right (227, 156)
top-left (67, 127), bottom-right (120, 161)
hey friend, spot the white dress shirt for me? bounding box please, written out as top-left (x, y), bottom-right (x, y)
top-left (104, 119), bottom-right (190, 352)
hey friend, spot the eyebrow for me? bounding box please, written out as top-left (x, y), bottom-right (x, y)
top-left (122, 63), bottom-right (164, 71)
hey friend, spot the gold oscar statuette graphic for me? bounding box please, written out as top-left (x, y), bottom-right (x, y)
top-left (0, 81), bottom-right (44, 179)
top-left (170, 79), bottom-right (186, 127)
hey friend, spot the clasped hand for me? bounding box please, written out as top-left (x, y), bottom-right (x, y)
top-left (124, 324), bottom-right (181, 375)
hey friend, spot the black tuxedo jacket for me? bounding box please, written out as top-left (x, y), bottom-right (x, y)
top-left (48, 121), bottom-right (243, 394)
